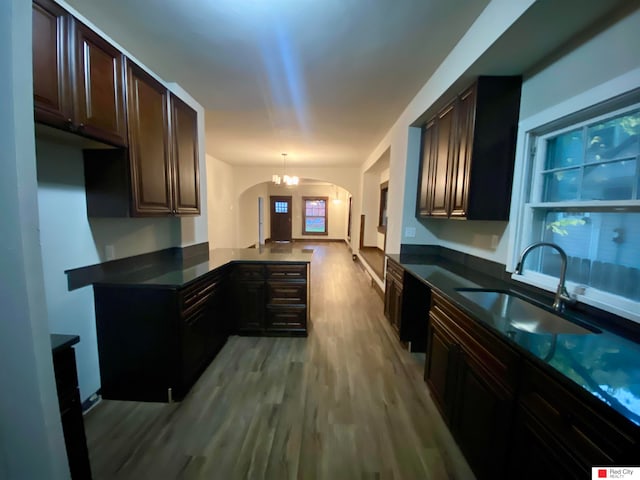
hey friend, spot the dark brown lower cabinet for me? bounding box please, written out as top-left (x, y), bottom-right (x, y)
top-left (425, 290), bottom-right (640, 479)
top-left (384, 259), bottom-right (403, 334)
top-left (51, 337), bottom-right (92, 479)
top-left (508, 360), bottom-right (639, 478)
top-left (384, 258), bottom-right (430, 352)
top-left (424, 316), bottom-right (458, 423)
top-left (451, 353), bottom-right (513, 480)
top-left (234, 279), bottom-right (266, 333)
top-left (94, 261), bottom-right (309, 402)
top-left (232, 263), bottom-right (309, 336)
top-left (425, 293), bottom-right (517, 480)
top-left (94, 266), bottom-right (230, 402)
top-left (508, 406), bottom-right (584, 480)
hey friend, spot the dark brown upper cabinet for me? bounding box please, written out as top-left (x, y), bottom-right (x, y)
top-left (170, 94), bottom-right (200, 215)
top-left (32, 0), bottom-right (127, 146)
top-left (126, 61), bottom-right (173, 216)
top-left (32, 0), bottom-right (73, 129)
top-left (84, 61), bottom-right (200, 217)
top-left (417, 76), bottom-right (522, 221)
top-left (71, 21), bottom-right (127, 146)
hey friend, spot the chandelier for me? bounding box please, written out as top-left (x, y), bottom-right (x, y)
top-left (272, 153), bottom-right (299, 186)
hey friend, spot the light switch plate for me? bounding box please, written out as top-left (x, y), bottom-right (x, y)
top-left (105, 244), bottom-right (115, 261)
top-left (405, 227), bottom-right (416, 238)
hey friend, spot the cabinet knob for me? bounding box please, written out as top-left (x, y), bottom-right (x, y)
top-left (78, 123), bottom-right (85, 130)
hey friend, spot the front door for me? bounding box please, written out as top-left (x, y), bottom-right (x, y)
top-left (270, 196), bottom-right (292, 242)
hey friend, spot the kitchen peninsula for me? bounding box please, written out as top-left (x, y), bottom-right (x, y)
top-left (91, 246), bottom-right (313, 402)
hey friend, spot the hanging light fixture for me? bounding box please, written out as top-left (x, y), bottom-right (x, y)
top-left (332, 184), bottom-right (341, 204)
top-left (272, 153), bottom-right (299, 186)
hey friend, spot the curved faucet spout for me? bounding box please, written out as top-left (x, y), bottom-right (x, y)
top-left (515, 242), bottom-right (574, 312)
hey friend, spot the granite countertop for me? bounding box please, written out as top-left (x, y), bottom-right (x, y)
top-left (388, 254), bottom-right (640, 427)
top-left (51, 334), bottom-right (80, 353)
top-left (95, 246), bottom-right (314, 288)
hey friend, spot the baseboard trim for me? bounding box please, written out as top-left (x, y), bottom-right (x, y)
top-left (291, 238), bottom-right (346, 243)
top-left (82, 389), bottom-right (102, 413)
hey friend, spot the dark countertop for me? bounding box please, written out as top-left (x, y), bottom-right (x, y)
top-left (388, 253), bottom-right (640, 427)
top-left (51, 334), bottom-right (80, 353)
top-left (95, 246), bottom-right (314, 288)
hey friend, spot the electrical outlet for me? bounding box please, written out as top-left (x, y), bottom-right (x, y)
top-left (105, 244), bottom-right (115, 261)
top-left (490, 235), bottom-right (499, 249)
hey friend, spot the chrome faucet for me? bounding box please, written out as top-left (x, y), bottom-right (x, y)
top-left (514, 242), bottom-right (574, 312)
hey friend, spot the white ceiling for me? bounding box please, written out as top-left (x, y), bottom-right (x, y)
top-left (63, 0), bottom-right (491, 166)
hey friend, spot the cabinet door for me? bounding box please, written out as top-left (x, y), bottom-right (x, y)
top-left (424, 315), bottom-right (458, 423)
top-left (430, 101), bottom-right (457, 217)
top-left (72, 21), bottom-right (127, 146)
top-left (450, 85), bottom-right (476, 218)
top-left (32, 0), bottom-right (73, 128)
top-left (508, 406), bottom-right (583, 480)
top-left (127, 61), bottom-right (173, 216)
top-left (384, 276), bottom-right (394, 323)
top-left (391, 282), bottom-right (403, 333)
top-left (170, 94), bottom-right (200, 215)
top-left (417, 120), bottom-right (436, 216)
top-left (235, 281), bottom-right (265, 332)
top-left (452, 352), bottom-right (513, 480)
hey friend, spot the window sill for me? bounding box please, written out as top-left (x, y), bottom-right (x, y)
top-left (511, 271), bottom-right (640, 325)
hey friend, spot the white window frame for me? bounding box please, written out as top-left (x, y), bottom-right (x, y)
top-left (507, 67), bottom-right (640, 324)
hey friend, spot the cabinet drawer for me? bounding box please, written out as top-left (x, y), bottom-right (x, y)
top-left (431, 291), bottom-right (521, 391)
top-left (181, 277), bottom-right (221, 314)
top-left (266, 306), bottom-right (306, 331)
top-left (267, 282), bottom-right (307, 305)
top-left (233, 264), bottom-right (265, 281)
top-left (386, 259), bottom-right (404, 284)
top-left (266, 264), bottom-right (307, 280)
top-left (519, 361), bottom-right (638, 465)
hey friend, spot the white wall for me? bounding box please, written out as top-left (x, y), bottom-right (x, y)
top-left (238, 183), bottom-right (270, 248)
top-left (0, 0), bottom-right (68, 477)
top-left (36, 138), bottom-right (182, 401)
top-left (206, 154), bottom-right (237, 248)
top-left (519, 7), bottom-right (640, 120)
top-left (269, 183), bottom-right (349, 240)
top-left (361, 173), bottom-right (379, 247)
top-left (363, 0), bottom-right (639, 265)
top-left (31, 1), bottom-right (210, 404)
top-left (361, 0), bottom-right (537, 256)
top-left (376, 168), bottom-right (390, 250)
top-left (506, 7), bottom-right (640, 268)
top-left (232, 165), bottom-right (360, 247)
top-left (235, 182), bottom-right (349, 246)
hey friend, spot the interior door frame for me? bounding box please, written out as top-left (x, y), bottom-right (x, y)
top-left (270, 195), bottom-right (292, 242)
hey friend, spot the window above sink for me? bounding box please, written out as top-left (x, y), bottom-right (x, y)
top-left (509, 72), bottom-right (640, 325)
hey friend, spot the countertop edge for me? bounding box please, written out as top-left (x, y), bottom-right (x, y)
top-left (51, 334), bottom-right (80, 353)
top-left (388, 253), bottom-right (640, 429)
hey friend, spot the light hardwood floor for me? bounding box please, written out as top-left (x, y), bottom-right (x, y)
top-left (359, 246), bottom-right (385, 281)
top-left (84, 242), bottom-right (474, 479)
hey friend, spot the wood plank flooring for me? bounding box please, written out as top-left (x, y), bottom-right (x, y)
top-left (84, 242), bottom-right (474, 479)
top-left (359, 246), bottom-right (385, 281)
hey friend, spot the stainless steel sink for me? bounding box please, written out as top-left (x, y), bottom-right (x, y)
top-left (456, 290), bottom-right (599, 335)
